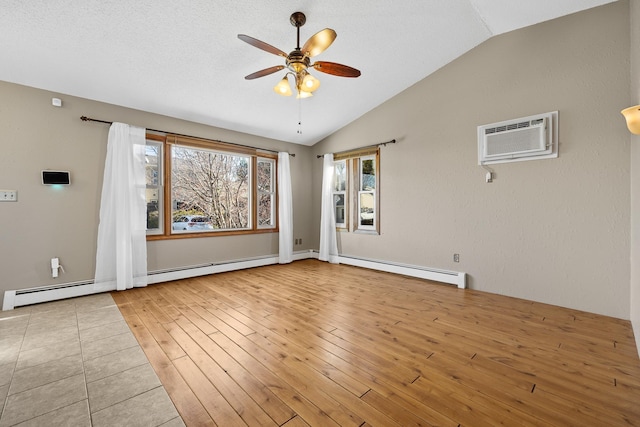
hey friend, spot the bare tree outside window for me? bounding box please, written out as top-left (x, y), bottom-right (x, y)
top-left (171, 145), bottom-right (250, 230)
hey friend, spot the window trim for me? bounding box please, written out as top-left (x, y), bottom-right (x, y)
top-left (146, 133), bottom-right (278, 240)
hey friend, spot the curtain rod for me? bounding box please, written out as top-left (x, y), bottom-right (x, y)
top-left (316, 139), bottom-right (396, 158)
top-left (80, 116), bottom-right (295, 157)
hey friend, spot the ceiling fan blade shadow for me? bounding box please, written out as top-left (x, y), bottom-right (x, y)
top-left (302, 28), bottom-right (337, 57)
top-left (244, 66), bottom-right (285, 80)
top-left (312, 61), bottom-right (361, 78)
top-left (238, 34), bottom-right (287, 58)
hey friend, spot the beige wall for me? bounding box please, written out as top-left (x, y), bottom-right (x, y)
top-left (0, 82), bottom-right (313, 308)
top-left (313, 1), bottom-right (631, 319)
top-left (630, 0), bottom-right (640, 351)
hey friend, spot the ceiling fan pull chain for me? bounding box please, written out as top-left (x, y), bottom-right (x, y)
top-left (297, 98), bottom-right (303, 134)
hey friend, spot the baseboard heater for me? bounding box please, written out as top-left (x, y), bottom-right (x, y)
top-left (2, 251), bottom-right (465, 310)
top-left (335, 254), bottom-right (466, 289)
top-left (3, 280), bottom-right (100, 311)
top-left (2, 251), bottom-right (310, 310)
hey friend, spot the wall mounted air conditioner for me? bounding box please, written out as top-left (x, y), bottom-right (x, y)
top-left (478, 111), bottom-right (558, 165)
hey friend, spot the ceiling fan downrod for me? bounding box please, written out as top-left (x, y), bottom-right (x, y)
top-left (290, 11), bottom-right (306, 50)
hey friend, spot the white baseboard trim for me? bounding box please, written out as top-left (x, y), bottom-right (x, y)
top-left (2, 250), bottom-right (464, 310)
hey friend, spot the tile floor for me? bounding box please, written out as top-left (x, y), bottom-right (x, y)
top-left (0, 293), bottom-right (184, 426)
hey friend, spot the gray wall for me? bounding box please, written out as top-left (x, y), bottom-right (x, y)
top-left (0, 82), bottom-right (313, 308)
top-left (313, 1), bottom-right (631, 319)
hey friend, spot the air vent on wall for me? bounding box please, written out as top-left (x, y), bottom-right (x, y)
top-left (478, 111), bottom-right (558, 165)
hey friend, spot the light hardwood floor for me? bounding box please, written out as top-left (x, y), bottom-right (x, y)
top-left (112, 259), bottom-right (640, 426)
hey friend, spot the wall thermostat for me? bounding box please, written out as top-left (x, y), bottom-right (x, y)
top-left (42, 170), bottom-right (71, 185)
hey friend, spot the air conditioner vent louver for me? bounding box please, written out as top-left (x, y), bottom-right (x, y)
top-left (478, 111), bottom-right (558, 165)
top-left (485, 120), bottom-right (531, 135)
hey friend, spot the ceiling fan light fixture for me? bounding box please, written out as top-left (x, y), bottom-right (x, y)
top-left (274, 75), bottom-right (292, 96)
top-left (296, 90), bottom-right (313, 99)
top-left (301, 73), bottom-right (320, 92)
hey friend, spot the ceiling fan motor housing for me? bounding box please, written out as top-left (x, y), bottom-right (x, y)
top-left (286, 50), bottom-right (310, 73)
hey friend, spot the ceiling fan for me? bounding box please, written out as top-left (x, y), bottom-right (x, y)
top-left (238, 11), bottom-right (361, 98)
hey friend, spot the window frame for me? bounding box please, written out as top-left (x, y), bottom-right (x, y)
top-left (332, 148), bottom-right (380, 235)
top-left (145, 135), bottom-right (164, 236)
top-left (332, 159), bottom-right (348, 229)
top-left (147, 133), bottom-right (278, 240)
top-left (256, 157), bottom-right (277, 229)
top-left (356, 155), bottom-right (378, 233)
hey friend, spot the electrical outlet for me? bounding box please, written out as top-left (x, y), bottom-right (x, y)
top-left (0, 190), bottom-right (17, 202)
top-left (485, 171), bottom-right (493, 183)
top-left (453, 253), bottom-right (460, 263)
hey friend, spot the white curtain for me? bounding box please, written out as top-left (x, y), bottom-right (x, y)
top-left (319, 153), bottom-right (339, 263)
top-left (94, 123), bottom-right (148, 291)
top-left (278, 152), bottom-right (293, 264)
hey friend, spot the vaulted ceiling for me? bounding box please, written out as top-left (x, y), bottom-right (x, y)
top-left (0, 1), bottom-right (616, 145)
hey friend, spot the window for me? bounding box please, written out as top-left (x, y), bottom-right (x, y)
top-left (145, 136), bottom-right (163, 235)
top-left (332, 148), bottom-right (380, 234)
top-left (333, 160), bottom-right (347, 229)
top-left (171, 145), bottom-right (251, 232)
top-left (147, 134), bottom-right (277, 239)
top-left (257, 158), bottom-right (276, 228)
top-left (357, 155), bottom-right (376, 231)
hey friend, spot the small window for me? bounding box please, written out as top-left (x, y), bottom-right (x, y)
top-left (358, 156), bottom-right (377, 230)
top-left (332, 148), bottom-right (380, 234)
top-left (357, 156), bottom-right (377, 231)
top-left (145, 137), bottom-right (163, 235)
top-left (257, 158), bottom-right (276, 229)
top-left (333, 160), bottom-right (347, 229)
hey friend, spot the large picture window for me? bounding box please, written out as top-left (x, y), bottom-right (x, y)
top-left (171, 145), bottom-right (250, 232)
top-left (147, 134), bottom-right (278, 239)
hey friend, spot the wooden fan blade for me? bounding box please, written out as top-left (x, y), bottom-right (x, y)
top-left (302, 28), bottom-right (337, 57)
top-left (238, 34), bottom-right (287, 58)
top-left (312, 61), bottom-right (361, 78)
top-left (244, 65), bottom-right (285, 80)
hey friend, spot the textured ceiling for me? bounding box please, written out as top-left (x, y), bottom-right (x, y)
top-left (0, 0), bottom-right (615, 145)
